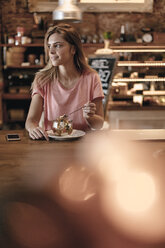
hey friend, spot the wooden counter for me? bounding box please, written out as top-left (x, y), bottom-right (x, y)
top-left (108, 101), bottom-right (165, 110)
top-left (0, 129), bottom-right (165, 248)
top-left (108, 101), bottom-right (165, 129)
top-left (0, 129), bottom-right (87, 193)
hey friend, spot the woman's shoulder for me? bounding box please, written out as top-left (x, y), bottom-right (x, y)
top-left (83, 70), bottom-right (100, 80)
top-left (34, 70), bottom-right (54, 89)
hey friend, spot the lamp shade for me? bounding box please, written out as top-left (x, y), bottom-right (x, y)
top-left (53, 0), bottom-right (82, 22)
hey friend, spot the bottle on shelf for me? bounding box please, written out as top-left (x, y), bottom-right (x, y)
top-left (3, 30), bottom-right (8, 44)
top-left (15, 26), bottom-right (25, 45)
top-left (120, 25), bottom-right (126, 43)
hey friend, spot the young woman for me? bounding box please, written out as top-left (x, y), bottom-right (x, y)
top-left (25, 23), bottom-right (104, 140)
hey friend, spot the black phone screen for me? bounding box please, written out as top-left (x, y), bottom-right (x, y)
top-left (6, 134), bottom-right (21, 141)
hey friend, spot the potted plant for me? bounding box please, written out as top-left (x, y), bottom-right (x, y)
top-left (103, 31), bottom-right (113, 49)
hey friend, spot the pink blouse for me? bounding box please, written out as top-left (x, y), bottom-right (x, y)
top-left (32, 71), bottom-right (104, 131)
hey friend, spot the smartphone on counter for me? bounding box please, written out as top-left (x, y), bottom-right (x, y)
top-left (6, 134), bottom-right (21, 141)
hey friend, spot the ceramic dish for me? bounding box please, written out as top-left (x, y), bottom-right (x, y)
top-left (47, 129), bottom-right (85, 140)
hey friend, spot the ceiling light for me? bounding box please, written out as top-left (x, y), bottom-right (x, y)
top-left (53, 0), bottom-right (82, 22)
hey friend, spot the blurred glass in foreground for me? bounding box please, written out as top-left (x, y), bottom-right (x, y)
top-left (79, 130), bottom-right (165, 244)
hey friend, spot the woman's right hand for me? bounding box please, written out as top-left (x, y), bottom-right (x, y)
top-left (28, 126), bottom-right (49, 141)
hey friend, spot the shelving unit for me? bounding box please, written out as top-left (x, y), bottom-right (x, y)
top-left (111, 45), bottom-right (165, 87)
top-left (108, 45), bottom-right (165, 129)
top-left (0, 43), bottom-right (44, 128)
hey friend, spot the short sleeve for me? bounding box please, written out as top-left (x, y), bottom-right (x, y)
top-left (92, 73), bottom-right (104, 100)
top-left (32, 86), bottom-right (44, 98)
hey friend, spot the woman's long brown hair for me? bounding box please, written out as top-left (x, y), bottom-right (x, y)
top-left (31, 23), bottom-right (93, 90)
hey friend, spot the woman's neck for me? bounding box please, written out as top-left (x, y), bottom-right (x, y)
top-left (58, 65), bottom-right (81, 89)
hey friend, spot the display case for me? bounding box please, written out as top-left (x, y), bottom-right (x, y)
top-left (108, 44), bottom-right (165, 129)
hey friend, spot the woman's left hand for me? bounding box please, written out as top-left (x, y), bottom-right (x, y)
top-left (83, 102), bottom-right (96, 119)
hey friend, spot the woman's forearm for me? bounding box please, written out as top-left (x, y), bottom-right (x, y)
top-left (25, 118), bottom-right (40, 132)
top-left (85, 114), bottom-right (104, 130)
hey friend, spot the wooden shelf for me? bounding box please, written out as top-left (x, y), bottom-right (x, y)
top-left (110, 43), bottom-right (165, 49)
top-left (118, 61), bottom-right (165, 67)
top-left (4, 65), bottom-right (43, 69)
top-left (7, 119), bottom-right (25, 123)
top-left (1, 43), bottom-right (165, 49)
top-left (0, 43), bottom-right (44, 47)
top-left (2, 93), bottom-right (31, 100)
top-left (143, 91), bottom-right (165, 96)
top-left (82, 43), bottom-right (104, 47)
top-left (0, 43), bottom-right (103, 48)
top-left (110, 43), bottom-right (165, 52)
top-left (113, 78), bottom-right (165, 82)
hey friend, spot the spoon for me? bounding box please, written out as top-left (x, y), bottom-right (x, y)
top-left (63, 105), bottom-right (84, 118)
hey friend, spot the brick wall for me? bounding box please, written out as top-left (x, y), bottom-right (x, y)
top-left (0, 0), bottom-right (165, 41)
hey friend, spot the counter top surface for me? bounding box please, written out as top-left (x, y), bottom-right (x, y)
top-left (0, 129), bottom-right (165, 184)
top-left (0, 129), bottom-right (92, 195)
top-left (1, 128), bottom-right (165, 192)
top-left (0, 129), bottom-right (165, 248)
top-left (0, 129), bottom-right (87, 170)
top-left (108, 101), bottom-right (165, 110)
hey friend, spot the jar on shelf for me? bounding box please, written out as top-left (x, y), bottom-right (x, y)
top-left (16, 26), bottom-right (25, 37)
top-left (28, 54), bottom-right (37, 65)
top-left (8, 36), bottom-right (15, 44)
top-left (15, 35), bottom-right (21, 45)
